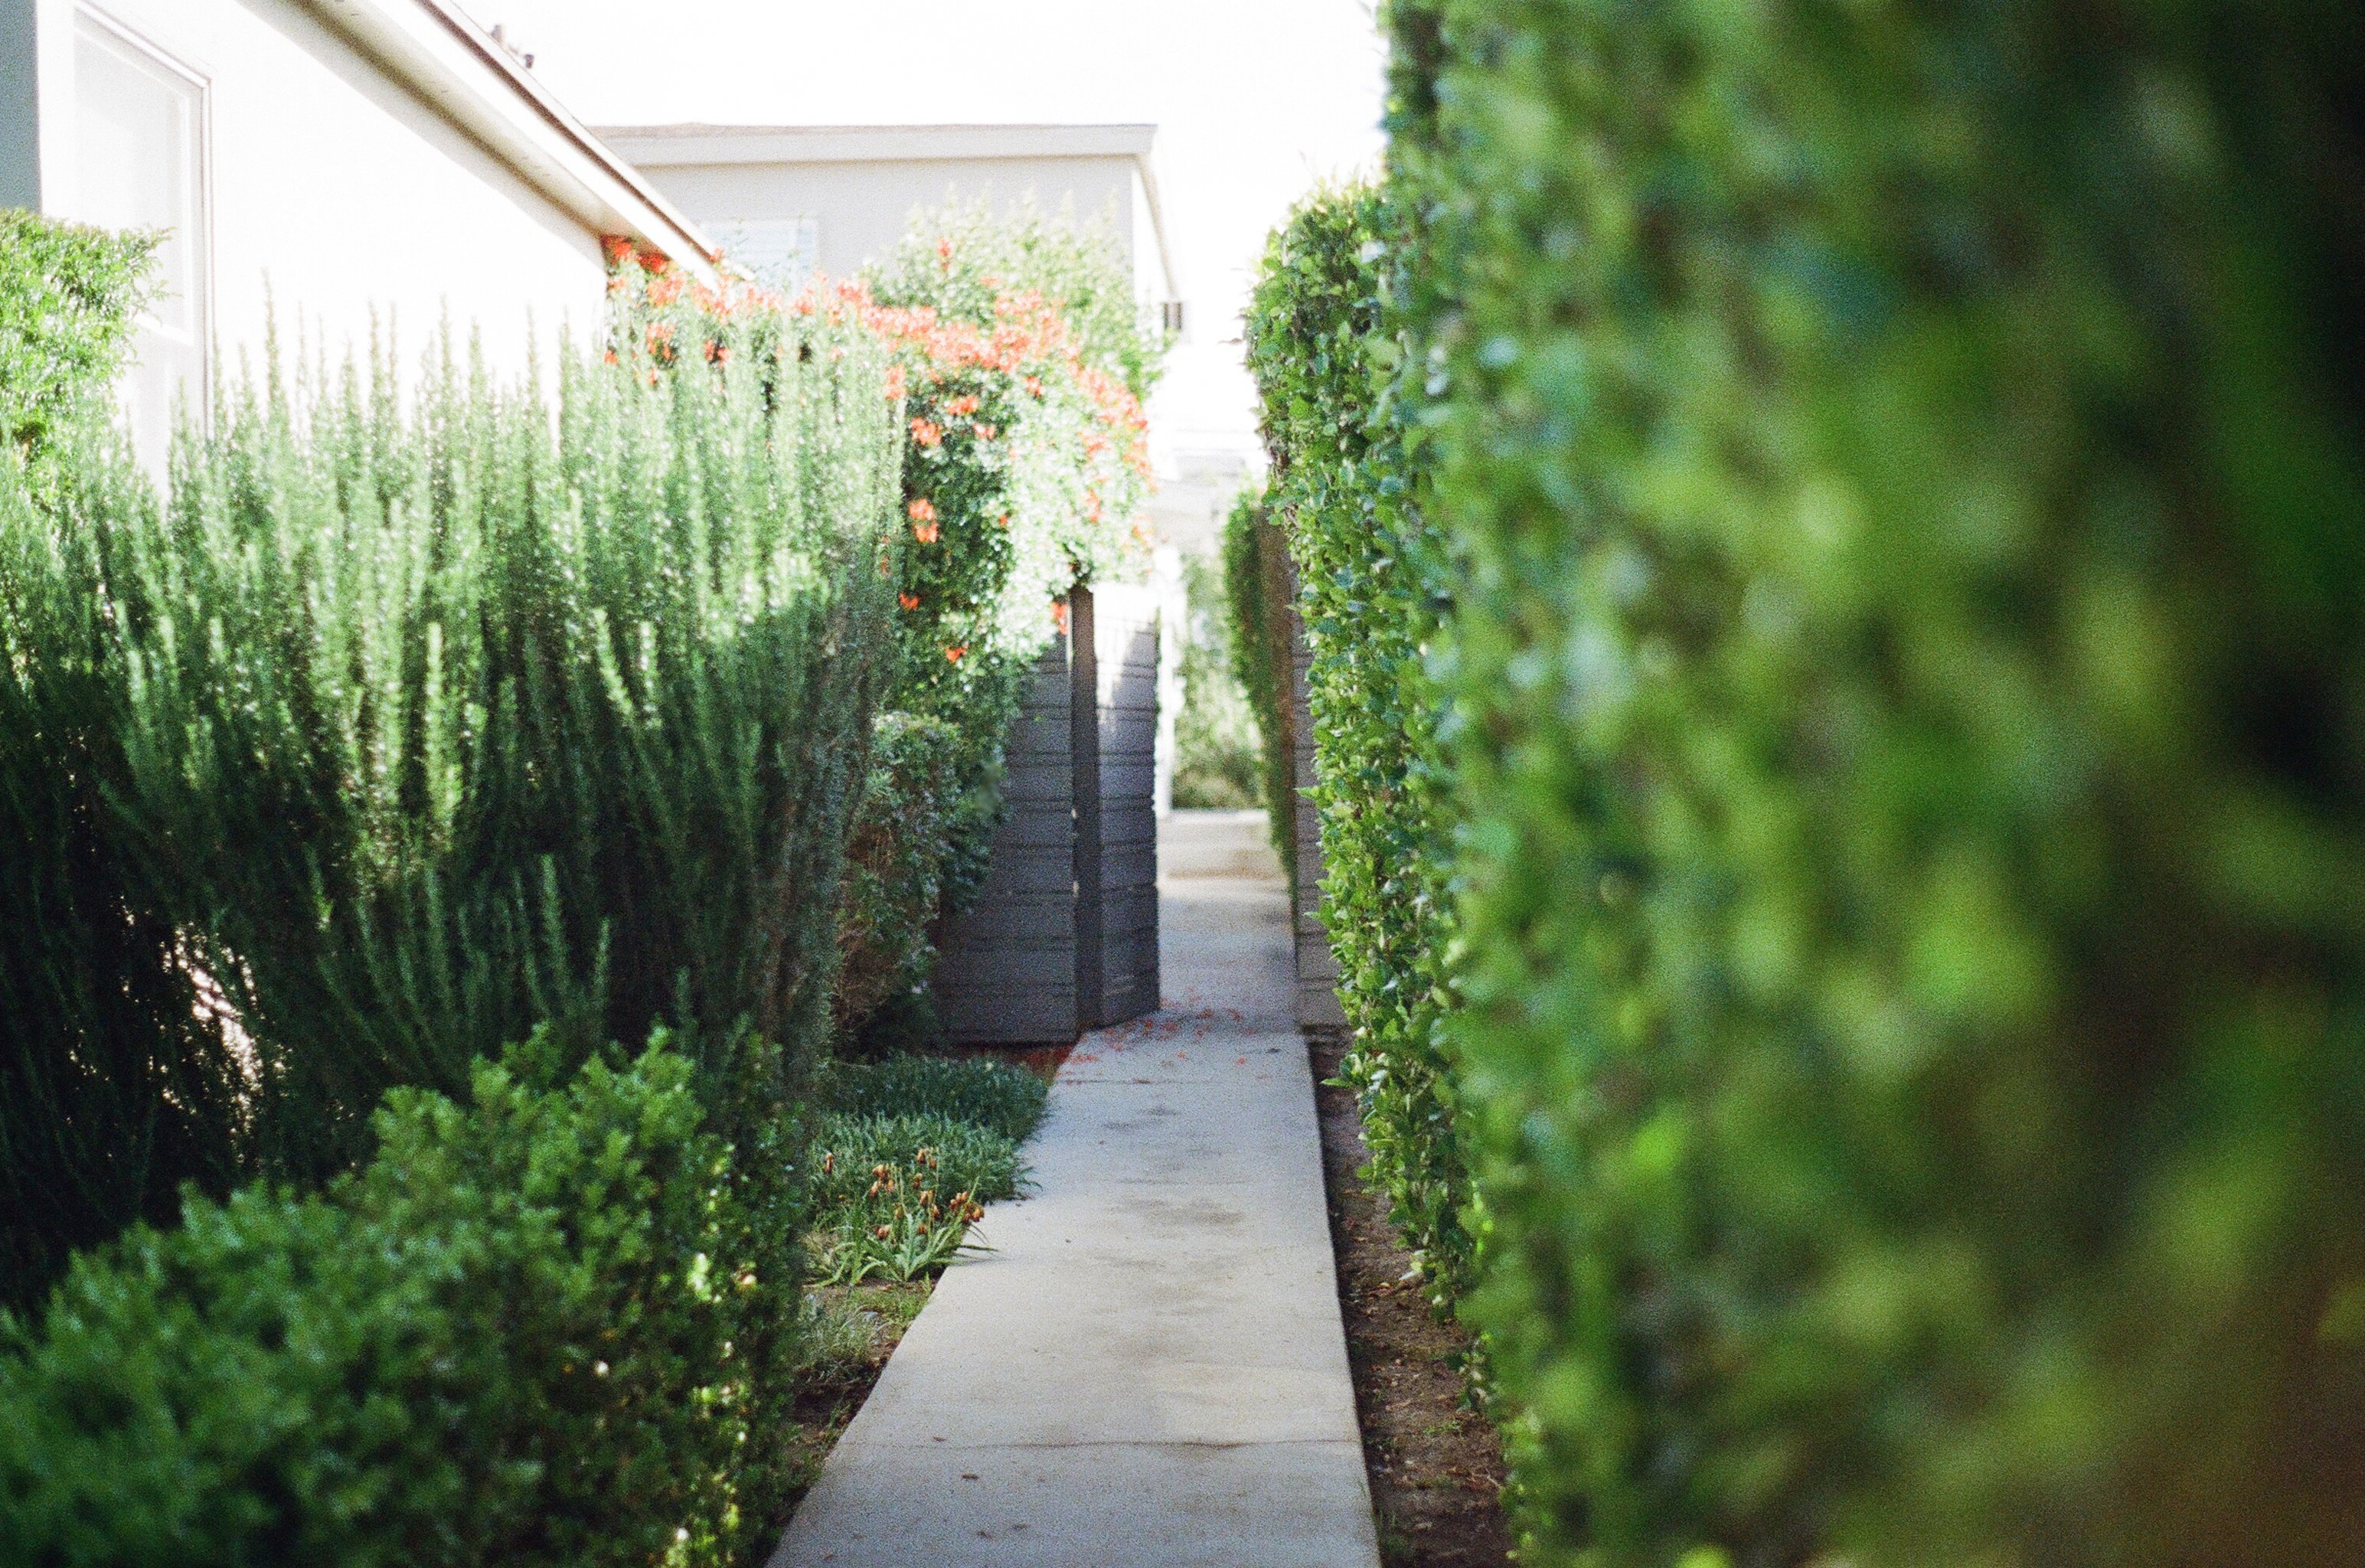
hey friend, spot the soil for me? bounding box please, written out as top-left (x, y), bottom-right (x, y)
top-left (777, 1279), bottom-right (933, 1514)
top-left (1308, 1031), bottom-right (1517, 1568)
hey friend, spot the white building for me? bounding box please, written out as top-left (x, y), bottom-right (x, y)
top-left (1, 0), bottom-right (714, 462)
top-left (594, 122), bottom-right (1178, 337)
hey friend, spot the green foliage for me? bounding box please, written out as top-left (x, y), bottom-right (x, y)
top-left (805, 1054), bottom-right (1048, 1285)
top-left (825, 214), bottom-right (1158, 1027)
top-left (0, 225), bottom-right (239, 1308)
top-left (1246, 185), bottom-right (1473, 1299)
top-left (806, 1111), bottom-right (1024, 1286)
top-left (835, 710), bottom-right (962, 1029)
top-left (1171, 548), bottom-right (1263, 810)
top-left (811, 1112), bottom-right (1025, 1210)
top-left (0, 1035), bottom-right (793, 1566)
top-left (0, 210), bottom-right (155, 469)
top-left (868, 197), bottom-right (1168, 401)
top-left (1221, 485), bottom-right (1297, 877)
top-left (57, 301), bottom-right (893, 1187)
top-left (1387, 0), bottom-right (2365, 1562)
top-left (826, 1051), bottom-right (1050, 1145)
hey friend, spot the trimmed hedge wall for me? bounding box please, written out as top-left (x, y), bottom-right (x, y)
top-left (1220, 487), bottom-right (1296, 877)
top-left (1385, 1), bottom-right (2365, 1563)
top-left (1246, 185), bottom-right (1474, 1297)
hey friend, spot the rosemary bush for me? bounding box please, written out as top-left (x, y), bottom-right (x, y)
top-left (80, 292), bottom-right (900, 1184)
top-left (0, 216), bottom-right (240, 1308)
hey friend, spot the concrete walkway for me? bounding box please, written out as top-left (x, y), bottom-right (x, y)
top-left (773, 810), bottom-right (1378, 1568)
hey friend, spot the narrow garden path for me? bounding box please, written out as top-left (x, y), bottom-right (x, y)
top-left (773, 810), bottom-right (1379, 1568)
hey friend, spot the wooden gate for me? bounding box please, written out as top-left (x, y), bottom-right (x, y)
top-left (933, 584), bottom-right (1161, 1044)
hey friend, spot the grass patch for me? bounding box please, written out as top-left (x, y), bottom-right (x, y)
top-left (826, 1054), bottom-right (1049, 1144)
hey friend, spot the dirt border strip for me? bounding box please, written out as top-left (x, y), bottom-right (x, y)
top-left (1308, 1031), bottom-right (1514, 1568)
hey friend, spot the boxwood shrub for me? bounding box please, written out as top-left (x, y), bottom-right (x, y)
top-left (1245, 184), bottom-right (1474, 1298)
top-left (1387, 0), bottom-right (2365, 1563)
top-left (0, 1033), bottom-right (797, 1566)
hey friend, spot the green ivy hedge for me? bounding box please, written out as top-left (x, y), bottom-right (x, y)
top-left (1220, 487), bottom-right (1296, 877)
top-left (1245, 185), bottom-right (1474, 1298)
top-left (1386, 0), bottom-right (2365, 1562)
top-left (0, 1033), bottom-right (797, 1566)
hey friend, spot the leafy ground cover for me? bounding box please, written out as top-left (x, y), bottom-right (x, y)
top-left (804, 1053), bottom-right (1052, 1286)
top-left (775, 1049), bottom-right (1060, 1507)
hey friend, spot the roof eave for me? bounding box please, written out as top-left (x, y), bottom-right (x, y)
top-left (297, 0), bottom-right (720, 284)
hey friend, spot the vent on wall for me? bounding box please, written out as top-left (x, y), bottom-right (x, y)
top-left (1159, 299), bottom-right (1185, 335)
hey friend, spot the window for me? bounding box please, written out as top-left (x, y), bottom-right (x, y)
top-left (70, 9), bottom-right (209, 467)
top-left (708, 216), bottom-right (819, 292)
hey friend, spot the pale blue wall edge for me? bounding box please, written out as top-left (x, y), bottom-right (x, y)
top-left (0, 0), bottom-right (36, 210)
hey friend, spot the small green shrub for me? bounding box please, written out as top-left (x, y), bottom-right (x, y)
top-left (0, 1034), bottom-right (789, 1566)
top-left (1387, 0), bottom-right (2365, 1561)
top-left (1246, 185), bottom-right (1473, 1298)
top-left (827, 1052), bottom-right (1050, 1144)
top-left (835, 710), bottom-right (962, 1030)
top-left (1171, 549), bottom-right (1263, 810)
top-left (0, 210), bottom-right (155, 469)
top-left (806, 1115), bottom-right (1013, 1286)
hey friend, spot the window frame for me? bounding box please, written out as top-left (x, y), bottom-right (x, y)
top-left (70, 2), bottom-right (215, 436)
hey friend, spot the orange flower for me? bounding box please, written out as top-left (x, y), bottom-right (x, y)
top-left (884, 364), bottom-right (907, 400)
top-left (945, 644), bottom-right (967, 663)
top-left (912, 520), bottom-right (941, 544)
top-left (1050, 599), bottom-right (1070, 635)
top-left (899, 592), bottom-right (922, 610)
top-left (907, 498), bottom-right (936, 522)
top-left (601, 234), bottom-right (635, 266)
top-left (1024, 375), bottom-right (1044, 398)
top-left (910, 417), bottom-right (942, 448)
top-left (995, 513), bottom-right (1011, 529)
top-left (974, 423), bottom-right (997, 440)
top-left (946, 394), bottom-right (982, 416)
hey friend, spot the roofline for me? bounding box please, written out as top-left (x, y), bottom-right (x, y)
top-left (596, 122), bottom-right (1179, 301)
top-left (296, 0), bottom-right (720, 283)
top-left (596, 122), bottom-right (1159, 166)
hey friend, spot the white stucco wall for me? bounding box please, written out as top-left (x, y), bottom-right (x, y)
top-left (38, 0), bottom-right (609, 401)
top-left (622, 154), bottom-right (1149, 300)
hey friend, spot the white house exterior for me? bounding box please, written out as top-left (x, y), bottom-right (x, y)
top-left (1, 0), bottom-right (714, 462)
top-left (593, 122), bottom-right (1178, 328)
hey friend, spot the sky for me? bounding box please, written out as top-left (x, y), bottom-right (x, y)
top-left (461, 0), bottom-right (1390, 462)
